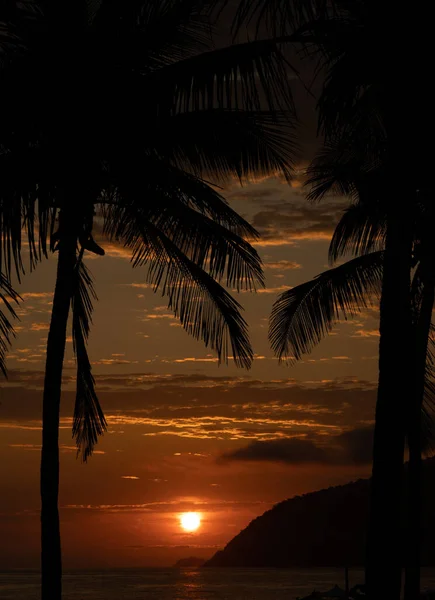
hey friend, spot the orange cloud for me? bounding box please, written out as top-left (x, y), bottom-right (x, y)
top-left (257, 285), bottom-right (290, 294)
top-left (264, 261), bottom-right (302, 270)
top-left (22, 292), bottom-right (53, 300)
top-left (352, 330), bottom-right (380, 338)
top-left (30, 323), bottom-right (49, 331)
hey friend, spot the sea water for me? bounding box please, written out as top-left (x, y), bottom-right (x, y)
top-left (2, 568), bottom-right (435, 600)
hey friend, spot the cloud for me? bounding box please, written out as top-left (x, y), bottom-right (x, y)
top-left (251, 200), bottom-right (348, 246)
top-left (219, 426), bottom-right (374, 466)
top-left (121, 283), bottom-right (153, 289)
top-left (62, 499), bottom-right (268, 514)
top-left (92, 358), bottom-right (139, 366)
top-left (9, 443), bottom-right (80, 453)
top-left (85, 241), bottom-right (132, 260)
top-left (0, 372), bottom-right (377, 445)
top-left (219, 437), bottom-right (328, 464)
top-left (121, 476), bottom-right (140, 480)
top-left (256, 285), bottom-right (290, 294)
top-left (166, 357), bottom-right (219, 364)
top-left (21, 292), bottom-right (53, 300)
top-left (337, 426), bottom-right (374, 465)
top-left (351, 329), bottom-right (380, 338)
top-left (29, 323), bottom-right (49, 331)
top-left (264, 261), bottom-right (302, 270)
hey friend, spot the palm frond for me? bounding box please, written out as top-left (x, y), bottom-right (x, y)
top-left (151, 109), bottom-right (297, 183)
top-left (421, 327), bottom-right (435, 455)
top-left (305, 136), bottom-right (383, 203)
top-left (103, 161), bottom-right (259, 239)
top-left (0, 190), bottom-right (24, 280)
top-left (105, 198), bottom-right (264, 292)
top-left (0, 272), bottom-right (20, 377)
top-left (0, 0), bottom-right (41, 55)
top-left (107, 209), bottom-right (253, 367)
top-left (103, 162), bottom-right (265, 290)
top-left (0, 146), bottom-right (57, 278)
top-left (92, 0), bottom-right (217, 68)
top-left (147, 37), bottom-right (296, 115)
top-left (329, 202), bottom-right (387, 263)
top-left (71, 258), bottom-right (106, 462)
top-left (299, 4), bottom-right (387, 144)
top-left (269, 251), bottom-right (383, 361)
top-left (221, 0), bottom-right (327, 37)
top-left (306, 143), bottom-right (363, 202)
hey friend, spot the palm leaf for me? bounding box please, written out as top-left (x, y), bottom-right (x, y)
top-left (329, 202), bottom-right (387, 263)
top-left (105, 198), bottom-right (264, 292)
top-left (151, 109), bottom-right (297, 183)
top-left (217, 0), bottom-right (326, 37)
top-left (71, 258), bottom-right (106, 462)
top-left (0, 272), bottom-right (20, 377)
top-left (305, 139), bottom-right (387, 263)
top-left (0, 0), bottom-right (41, 54)
top-left (102, 162), bottom-right (265, 290)
top-left (269, 251), bottom-right (383, 361)
top-left (0, 146), bottom-right (56, 279)
top-left (103, 160), bottom-right (259, 239)
top-left (91, 0), bottom-right (216, 68)
top-left (106, 208), bottom-right (253, 367)
top-left (305, 136), bottom-right (384, 204)
top-left (306, 140), bottom-right (366, 202)
top-left (146, 37), bottom-right (296, 115)
top-left (415, 272), bottom-right (435, 455)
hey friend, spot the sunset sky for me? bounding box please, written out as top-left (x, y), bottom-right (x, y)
top-left (0, 174), bottom-right (381, 568)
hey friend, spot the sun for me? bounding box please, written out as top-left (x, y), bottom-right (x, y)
top-left (180, 512), bottom-right (201, 532)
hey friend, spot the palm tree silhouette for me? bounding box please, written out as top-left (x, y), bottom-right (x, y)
top-left (0, 2), bottom-right (298, 598)
top-left (269, 145), bottom-right (435, 599)
top-left (228, 2), bottom-right (423, 596)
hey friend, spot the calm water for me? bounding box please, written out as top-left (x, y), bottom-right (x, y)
top-left (2, 568), bottom-right (435, 600)
top-left (1, 568), bottom-right (355, 600)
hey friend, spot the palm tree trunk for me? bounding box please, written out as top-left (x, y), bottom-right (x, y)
top-left (365, 214), bottom-right (413, 599)
top-left (40, 213), bottom-right (76, 600)
top-left (404, 268), bottom-right (434, 600)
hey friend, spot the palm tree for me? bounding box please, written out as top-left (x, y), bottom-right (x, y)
top-left (269, 144), bottom-right (434, 599)
top-left (270, 246), bottom-right (435, 600)
top-left (403, 208), bottom-right (435, 600)
top-left (228, 2), bottom-right (426, 596)
top-left (0, 2), bottom-right (299, 599)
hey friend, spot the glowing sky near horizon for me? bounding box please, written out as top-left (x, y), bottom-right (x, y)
top-left (0, 175), bottom-right (381, 568)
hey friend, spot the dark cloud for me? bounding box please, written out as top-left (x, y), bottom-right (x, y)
top-left (252, 200), bottom-right (349, 244)
top-left (219, 437), bottom-right (330, 464)
top-left (219, 426), bottom-right (374, 466)
top-left (338, 426), bottom-right (374, 465)
top-left (0, 371), bottom-right (376, 446)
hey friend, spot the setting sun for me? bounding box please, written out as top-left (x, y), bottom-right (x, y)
top-left (180, 512), bottom-right (201, 532)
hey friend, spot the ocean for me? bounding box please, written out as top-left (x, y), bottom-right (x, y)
top-left (2, 568), bottom-right (435, 600)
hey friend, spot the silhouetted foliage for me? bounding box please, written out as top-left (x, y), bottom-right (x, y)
top-left (0, 2), bottom-right (300, 599)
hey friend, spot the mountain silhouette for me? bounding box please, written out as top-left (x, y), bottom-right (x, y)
top-left (204, 458), bottom-right (435, 568)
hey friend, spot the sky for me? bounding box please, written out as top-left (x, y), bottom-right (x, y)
top-left (0, 172), bottom-right (382, 568)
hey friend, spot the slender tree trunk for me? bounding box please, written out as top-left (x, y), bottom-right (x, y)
top-left (365, 214), bottom-right (413, 599)
top-left (40, 213), bottom-right (77, 600)
top-left (404, 265), bottom-right (435, 600)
